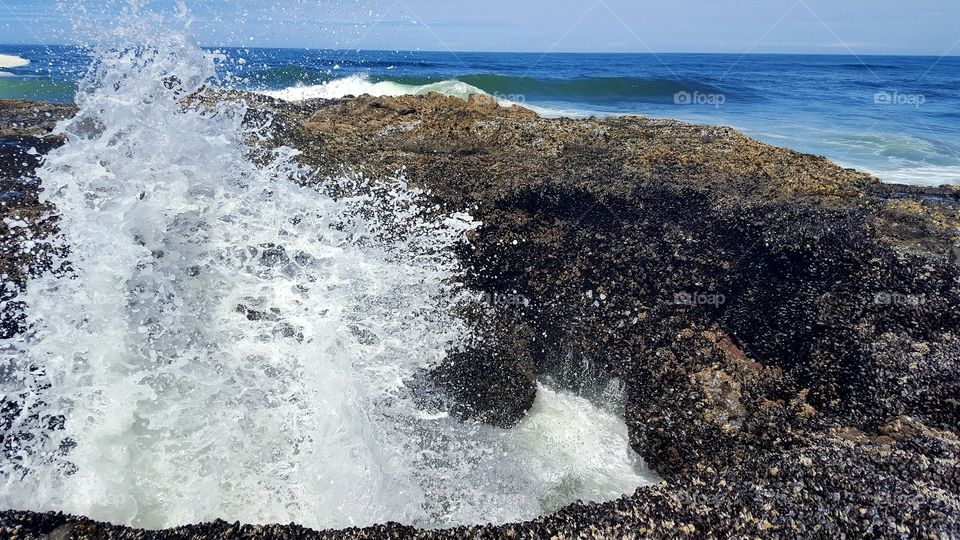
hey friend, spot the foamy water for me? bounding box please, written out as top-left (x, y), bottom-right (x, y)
top-left (261, 73), bottom-right (487, 102)
top-left (871, 166), bottom-right (960, 186)
top-left (0, 5), bottom-right (654, 530)
top-left (0, 54), bottom-right (30, 69)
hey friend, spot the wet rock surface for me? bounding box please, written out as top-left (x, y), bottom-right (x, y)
top-left (1, 94), bottom-right (959, 538)
top-left (0, 100), bottom-right (75, 338)
top-left (410, 303), bottom-right (539, 429)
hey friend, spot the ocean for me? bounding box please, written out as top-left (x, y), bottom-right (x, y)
top-left (1, 44), bottom-right (958, 186)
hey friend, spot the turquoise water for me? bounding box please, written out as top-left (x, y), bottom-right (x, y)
top-left (1, 44), bottom-right (958, 185)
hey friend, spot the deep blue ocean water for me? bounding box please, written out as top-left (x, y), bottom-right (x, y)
top-left (1, 44), bottom-right (958, 186)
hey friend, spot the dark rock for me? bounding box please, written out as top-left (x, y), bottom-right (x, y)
top-left (415, 342), bottom-right (537, 429)
top-left (410, 302), bottom-right (538, 428)
top-left (0, 99), bottom-right (75, 140)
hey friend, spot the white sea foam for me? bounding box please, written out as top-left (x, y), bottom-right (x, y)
top-left (0, 54), bottom-right (30, 69)
top-left (521, 103), bottom-right (592, 119)
top-left (817, 132), bottom-right (960, 185)
top-left (861, 165), bottom-right (960, 186)
top-left (506, 384), bottom-right (652, 513)
top-left (261, 73), bottom-right (487, 102)
top-left (0, 21), bottom-right (466, 528)
top-left (0, 4), bottom-right (656, 531)
top-left (720, 126), bottom-right (960, 187)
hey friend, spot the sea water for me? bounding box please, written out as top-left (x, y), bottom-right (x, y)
top-left (2, 44), bottom-right (958, 186)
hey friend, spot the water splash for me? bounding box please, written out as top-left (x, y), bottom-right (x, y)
top-left (0, 3), bottom-right (655, 530)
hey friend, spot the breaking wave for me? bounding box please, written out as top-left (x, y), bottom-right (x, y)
top-left (260, 73), bottom-right (488, 102)
top-left (258, 72), bottom-right (734, 106)
top-left (0, 54), bottom-right (30, 69)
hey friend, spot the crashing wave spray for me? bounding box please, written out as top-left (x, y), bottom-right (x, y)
top-left (0, 6), bottom-right (474, 528)
top-left (0, 3), bottom-right (654, 530)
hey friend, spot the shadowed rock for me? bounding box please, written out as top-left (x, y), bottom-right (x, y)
top-left (410, 305), bottom-right (538, 429)
top-left (414, 343), bottom-right (537, 429)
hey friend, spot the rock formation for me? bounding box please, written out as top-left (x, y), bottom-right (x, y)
top-left (1, 93), bottom-right (958, 538)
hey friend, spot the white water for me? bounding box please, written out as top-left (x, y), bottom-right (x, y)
top-left (260, 73), bottom-right (488, 102)
top-left (0, 54), bottom-right (30, 69)
top-left (0, 5), bottom-right (655, 531)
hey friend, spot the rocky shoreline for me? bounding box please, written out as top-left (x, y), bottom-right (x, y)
top-left (1, 94), bottom-right (959, 538)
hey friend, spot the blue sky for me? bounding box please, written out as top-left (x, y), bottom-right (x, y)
top-left (1, 0), bottom-right (958, 55)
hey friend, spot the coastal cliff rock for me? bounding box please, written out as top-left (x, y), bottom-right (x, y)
top-left (1, 93), bottom-right (959, 538)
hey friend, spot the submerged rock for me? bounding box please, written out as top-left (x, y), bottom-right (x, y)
top-left (1, 93), bottom-right (959, 538)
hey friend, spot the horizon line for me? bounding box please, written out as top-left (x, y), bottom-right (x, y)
top-left (1, 43), bottom-right (958, 58)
